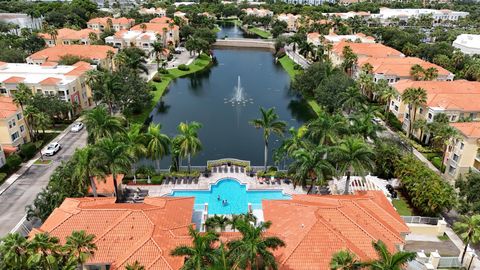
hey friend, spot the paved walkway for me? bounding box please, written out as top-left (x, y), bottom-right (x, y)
top-left (285, 44), bottom-right (310, 69)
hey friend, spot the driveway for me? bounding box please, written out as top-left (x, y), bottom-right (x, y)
top-left (0, 128), bottom-right (87, 236)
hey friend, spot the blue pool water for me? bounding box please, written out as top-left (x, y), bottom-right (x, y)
top-left (170, 179), bottom-right (291, 214)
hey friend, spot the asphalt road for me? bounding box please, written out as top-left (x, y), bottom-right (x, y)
top-left (0, 128), bottom-right (87, 236)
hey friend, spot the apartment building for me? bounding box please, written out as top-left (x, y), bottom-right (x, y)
top-left (139, 7), bottom-right (166, 17)
top-left (280, 0), bottom-right (335, 6)
top-left (389, 80), bottom-right (480, 141)
top-left (0, 61), bottom-right (95, 110)
top-left (355, 57), bottom-right (454, 83)
top-left (453, 34), bottom-right (480, 55)
top-left (26, 45), bottom-right (117, 68)
top-left (443, 122), bottom-right (480, 181)
top-left (277, 13), bottom-right (301, 32)
top-left (38, 28), bottom-right (101, 47)
top-left (87, 17), bottom-right (135, 32)
top-left (0, 13), bottom-right (43, 35)
top-left (373, 8), bottom-right (469, 24)
top-left (307, 32), bottom-right (375, 46)
top-left (329, 41), bottom-right (404, 66)
top-left (105, 22), bottom-right (179, 51)
top-left (0, 96), bottom-right (30, 148)
top-left (242, 8), bottom-right (273, 17)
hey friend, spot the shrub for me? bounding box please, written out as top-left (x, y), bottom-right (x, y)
top-left (275, 171), bottom-right (286, 178)
top-left (152, 74), bottom-right (162, 82)
top-left (157, 68), bottom-right (169, 74)
top-left (384, 111), bottom-right (403, 131)
top-left (0, 172), bottom-right (6, 183)
top-left (431, 157), bottom-right (444, 172)
top-left (293, 64), bottom-right (302, 70)
top-left (20, 143), bottom-right (37, 160)
top-left (275, 48), bottom-right (286, 58)
top-left (178, 64), bottom-right (190, 71)
top-left (198, 53), bottom-right (210, 60)
top-left (6, 154), bottom-right (22, 171)
top-left (268, 166), bottom-right (277, 172)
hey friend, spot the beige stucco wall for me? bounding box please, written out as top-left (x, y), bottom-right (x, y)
top-left (0, 112), bottom-right (30, 147)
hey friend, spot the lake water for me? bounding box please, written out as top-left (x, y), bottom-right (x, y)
top-left (148, 32), bottom-right (314, 166)
top-left (216, 21), bottom-right (260, 39)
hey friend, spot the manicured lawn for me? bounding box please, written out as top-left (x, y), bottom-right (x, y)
top-left (34, 159), bottom-right (53, 165)
top-left (392, 195), bottom-right (413, 216)
top-left (248, 27), bottom-right (272, 39)
top-left (127, 58), bottom-right (212, 125)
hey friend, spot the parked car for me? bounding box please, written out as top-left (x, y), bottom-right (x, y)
top-left (71, 122), bottom-right (84, 132)
top-left (42, 142), bottom-right (61, 156)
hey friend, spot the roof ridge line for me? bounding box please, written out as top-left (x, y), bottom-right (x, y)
top-left (93, 210), bottom-right (132, 243)
top-left (115, 235), bottom-right (156, 268)
top-left (336, 206), bottom-right (378, 241)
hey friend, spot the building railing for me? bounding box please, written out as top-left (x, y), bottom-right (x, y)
top-left (401, 216), bottom-right (440, 225)
top-left (438, 257), bottom-right (461, 268)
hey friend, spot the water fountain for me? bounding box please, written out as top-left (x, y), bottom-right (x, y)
top-left (224, 76), bottom-right (253, 106)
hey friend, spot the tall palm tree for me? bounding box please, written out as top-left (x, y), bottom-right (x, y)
top-left (64, 230), bottom-right (97, 270)
top-left (12, 83), bottom-right (34, 140)
top-left (333, 136), bottom-right (375, 195)
top-left (341, 45), bottom-right (357, 76)
top-left (150, 41), bottom-right (165, 69)
top-left (171, 226), bottom-right (219, 270)
top-left (145, 123), bottom-right (170, 172)
top-left (249, 107), bottom-right (287, 171)
top-left (330, 250), bottom-right (363, 270)
top-left (376, 80), bottom-right (398, 113)
top-left (369, 240), bottom-right (416, 270)
top-left (86, 70), bottom-right (122, 114)
top-left (176, 121), bottom-right (202, 173)
top-left (124, 124), bottom-right (148, 181)
top-left (453, 215), bottom-right (480, 264)
top-left (401, 87), bottom-right (427, 138)
top-left (71, 146), bottom-right (107, 197)
top-left (424, 67), bottom-right (438, 81)
top-left (27, 233), bottom-right (62, 269)
top-left (412, 119), bottom-right (428, 143)
top-left (227, 219), bottom-right (285, 270)
top-left (339, 86), bottom-right (363, 114)
top-left (210, 242), bottom-right (231, 270)
top-left (82, 107), bottom-right (125, 144)
top-left (410, 64), bottom-right (425, 81)
top-left (289, 146), bottom-right (334, 193)
top-left (306, 112), bottom-right (346, 146)
top-left (0, 233), bottom-right (29, 269)
top-left (279, 126), bottom-right (309, 158)
top-left (205, 215), bottom-right (230, 232)
top-left (93, 137), bottom-right (135, 202)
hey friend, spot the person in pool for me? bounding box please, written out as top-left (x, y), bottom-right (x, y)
top-left (217, 195), bottom-right (220, 201)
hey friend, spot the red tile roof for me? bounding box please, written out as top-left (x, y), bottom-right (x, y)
top-left (30, 197), bottom-right (195, 270)
top-left (0, 96), bottom-right (20, 119)
top-left (88, 17), bottom-right (135, 26)
top-left (333, 41), bottom-right (404, 58)
top-left (358, 57), bottom-right (451, 77)
top-left (89, 174), bottom-right (124, 195)
top-left (149, 17), bottom-right (174, 24)
top-left (3, 76), bottom-right (25, 84)
top-left (28, 45), bottom-right (117, 62)
top-left (38, 28), bottom-right (100, 41)
top-left (131, 23), bottom-right (179, 33)
top-left (450, 122), bottom-right (480, 139)
top-left (39, 77), bottom-right (61, 85)
top-left (263, 191), bottom-right (409, 270)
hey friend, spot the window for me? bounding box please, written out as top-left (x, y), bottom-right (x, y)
top-left (453, 154), bottom-right (459, 162)
top-left (394, 105), bottom-right (399, 111)
top-left (0, 88), bottom-right (6, 94)
top-left (460, 142), bottom-right (464, 150)
top-left (20, 125), bottom-right (25, 133)
top-left (16, 113), bottom-right (22, 120)
top-left (405, 113), bottom-right (409, 119)
top-left (391, 101), bottom-right (394, 106)
top-left (448, 165), bottom-right (456, 175)
top-left (419, 108), bottom-right (423, 114)
top-left (451, 115), bottom-right (457, 122)
top-left (11, 132), bottom-right (19, 142)
top-left (428, 113), bottom-right (433, 120)
top-left (8, 120), bottom-right (15, 128)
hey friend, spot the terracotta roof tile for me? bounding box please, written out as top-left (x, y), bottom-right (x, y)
top-left (451, 122), bottom-right (480, 138)
top-left (88, 17), bottom-right (135, 26)
top-left (149, 17), bottom-right (174, 24)
top-left (38, 28), bottom-right (100, 41)
top-left (3, 76), bottom-right (25, 84)
top-left (131, 23), bottom-right (179, 33)
top-left (0, 96), bottom-right (20, 119)
top-left (358, 57), bottom-right (451, 77)
top-left (333, 41), bottom-right (403, 58)
top-left (39, 77), bottom-right (61, 85)
top-left (28, 45), bottom-right (117, 62)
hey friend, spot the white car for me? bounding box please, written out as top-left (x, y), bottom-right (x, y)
top-left (42, 142), bottom-right (61, 156)
top-left (71, 122), bottom-right (84, 132)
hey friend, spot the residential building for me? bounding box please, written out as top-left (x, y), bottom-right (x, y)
top-left (105, 23), bottom-right (179, 51)
top-left (34, 191), bottom-right (409, 270)
top-left (139, 7), bottom-right (166, 17)
top-left (242, 8), bottom-right (273, 17)
top-left (453, 34), bottom-right (480, 55)
top-left (373, 8), bottom-right (469, 24)
top-left (38, 28), bottom-right (101, 47)
top-left (0, 13), bottom-right (43, 35)
top-left (30, 197), bottom-right (195, 270)
top-left (277, 13), bottom-right (301, 31)
top-left (389, 80), bottom-right (480, 141)
top-left (0, 96), bottom-right (30, 147)
top-left (444, 122), bottom-right (480, 180)
top-left (329, 41), bottom-right (404, 66)
top-left (279, 0), bottom-right (336, 6)
top-left (355, 56), bottom-right (454, 83)
top-left (149, 16), bottom-right (174, 25)
top-left (26, 45), bottom-right (117, 68)
top-left (174, 11), bottom-right (189, 24)
top-left (87, 17), bottom-right (135, 32)
top-left (323, 11), bottom-right (372, 20)
top-left (307, 32), bottom-right (375, 46)
top-left (0, 61), bottom-right (95, 109)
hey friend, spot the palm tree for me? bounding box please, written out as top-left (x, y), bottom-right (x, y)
top-left (145, 123), bottom-right (170, 172)
top-left (330, 250), bottom-right (363, 270)
top-left (0, 233), bottom-right (29, 269)
top-left (369, 240), bottom-right (416, 270)
top-left (339, 86), bottom-right (363, 114)
top-left (106, 50), bottom-right (115, 70)
top-left (249, 107), bottom-right (287, 171)
top-left (139, 23), bottom-right (147, 33)
top-left (424, 67), bottom-right (438, 81)
top-left (453, 215), bottom-right (480, 264)
top-left (289, 146), bottom-right (334, 193)
top-left (123, 124), bottom-right (148, 182)
top-left (434, 124), bottom-right (460, 171)
top-left (210, 242), bottom-right (231, 270)
top-left (227, 219), bottom-right (285, 270)
top-left (410, 64), bottom-right (425, 81)
top-left (64, 230), bottom-right (97, 270)
top-left (333, 136), bottom-right (375, 195)
top-left (306, 112), bottom-right (346, 146)
top-left (71, 146), bottom-right (107, 197)
top-left (12, 83), bottom-right (34, 140)
top-left (279, 126), bottom-right (308, 158)
top-left (35, 112), bottom-right (51, 135)
top-left (82, 107), bottom-right (124, 144)
top-left (412, 119), bottom-right (428, 143)
top-left (401, 87), bottom-right (427, 138)
top-left (93, 137), bottom-right (135, 202)
top-left (205, 215), bottom-right (230, 232)
top-left (150, 41), bottom-right (165, 69)
top-left (376, 80), bottom-right (398, 113)
top-left (27, 233), bottom-right (62, 269)
top-left (171, 226), bottom-right (219, 270)
top-left (86, 70), bottom-right (122, 114)
top-left (125, 261), bottom-right (145, 270)
top-left (341, 45), bottom-right (357, 76)
top-left (175, 121), bottom-right (202, 173)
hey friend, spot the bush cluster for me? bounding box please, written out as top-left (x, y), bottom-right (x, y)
top-left (275, 48), bottom-right (286, 59)
top-left (157, 68), bottom-right (169, 74)
top-left (19, 143), bottom-right (37, 160)
top-left (178, 64), bottom-right (190, 71)
top-left (152, 74), bottom-right (162, 83)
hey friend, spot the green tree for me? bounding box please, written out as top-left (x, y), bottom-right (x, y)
top-left (171, 226), bottom-right (219, 270)
top-left (330, 250), bottom-right (363, 270)
top-left (124, 124), bottom-right (148, 182)
top-left (12, 83), bottom-right (34, 140)
top-left (332, 136), bottom-right (375, 195)
top-left (432, 124), bottom-right (460, 172)
top-left (145, 123), bottom-right (170, 172)
top-left (339, 86), bottom-right (363, 114)
top-left (0, 233), bottom-right (29, 269)
top-left (341, 45), bottom-right (358, 76)
top-left (27, 233), bottom-right (62, 269)
top-left (375, 79), bottom-right (397, 113)
top-left (227, 219), bottom-right (285, 270)
top-left (150, 41), bottom-right (165, 69)
top-left (453, 215), bottom-right (480, 264)
top-left (176, 121), bottom-right (203, 173)
top-left (205, 215), bottom-right (230, 232)
top-left (64, 230), bottom-right (97, 270)
top-left (86, 70), bottom-right (122, 114)
top-left (456, 171), bottom-right (480, 215)
top-left (401, 87), bottom-right (427, 138)
top-left (71, 146), bottom-right (107, 197)
top-left (249, 107), bottom-right (287, 171)
top-left (125, 261), bottom-right (145, 270)
top-left (289, 146), bottom-right (334, 193)
top-left (306, 112), bottom-right (346, 146)
top-left (82, 107), bottom-right (124, 144)
top-left (369, 240), bottom-right (416, 270)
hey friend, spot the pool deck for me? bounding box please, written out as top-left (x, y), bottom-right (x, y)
top-left (125, 172), bottom-right (306, 197)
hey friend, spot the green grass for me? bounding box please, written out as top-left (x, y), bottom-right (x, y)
top-left (127, 58), bottom-right (212, 125)
top-left (34, 159), bottom-right (52, 165)
top-left (438, 234), bottom-right (450, 241)
top-left (392, 195), bottom-right (414, 216)
top-left (247, 27), bottom-right (272, 39)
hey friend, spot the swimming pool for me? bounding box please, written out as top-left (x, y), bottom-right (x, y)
top-left (170, 178), bottom-right (291, 214)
